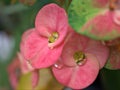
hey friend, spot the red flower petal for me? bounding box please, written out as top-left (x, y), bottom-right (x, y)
top-left (35, 3), bottom-right (68, 36)
top-left (21, 30), bottom-right (64, 68)
top-left (31, 70), bottom-right (39, 88)
top-left (83, 11), bottom-right (120, 40)
top-left (21, 30), bottom-right (47, 61)
top-left (35, 4), bottom-right (68, 47)
top-left (17, 52), bottom-right (34, 74)
top-left (61, 31), bottom-right (89, 67)
top-left (85, 40), bottom-right (109, 68)
top-left (7, 56), bottom-right (20, 89)
top-left (52, 54), bottom-right (99, 89)
top-left (61, 30), bottom-right (109, 68)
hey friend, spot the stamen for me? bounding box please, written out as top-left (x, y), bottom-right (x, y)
top-left (73, 51), bottom-right (86, 65)
top-left (48, 32), bottom-right (59, 43)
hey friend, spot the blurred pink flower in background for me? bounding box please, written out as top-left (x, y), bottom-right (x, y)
top-left (18, 52), bottom-right (39, 88)
top-left (7, 53), bottom-right (39, 90)
top-left (7, 56), bottom-right (20, 90)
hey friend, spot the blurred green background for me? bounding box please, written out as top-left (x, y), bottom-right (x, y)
top-left (0, 0), bottom-right (56, 89)
top-left (0, 0), bottom-right (120, 90)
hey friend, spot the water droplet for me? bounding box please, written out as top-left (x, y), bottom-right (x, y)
top-left (53, 60), bottom-right (64, 69)
top-left (78, 59), bottom-right (87, 66)
top-left (54, 63), bottom-right (63, 69)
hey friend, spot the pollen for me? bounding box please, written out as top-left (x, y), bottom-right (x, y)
top-left (73, 51), bottom-right (86, 65)
top-left (48, 32), bottom-right (59, 43)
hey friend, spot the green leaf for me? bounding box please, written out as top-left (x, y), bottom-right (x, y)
top-left (68, 0), bottom-right (119, 40)
top-left (68, 0), bottom-right (108, 31)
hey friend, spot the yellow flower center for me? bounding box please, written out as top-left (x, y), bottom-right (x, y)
top-left (73, 51), bottom-right (86, 65)
top-left (48, 32), bottom-right (59, 43)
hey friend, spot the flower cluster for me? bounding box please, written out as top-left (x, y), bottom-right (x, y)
top-left (7, 1), bottom-right (120, 90)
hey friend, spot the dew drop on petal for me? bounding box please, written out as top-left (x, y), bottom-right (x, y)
top-left (78, 58), bottom-right (87, 66)
top-left (54, 64), bottom-right (63, 69)
top-left (53, 61), bottom-right (63, 69)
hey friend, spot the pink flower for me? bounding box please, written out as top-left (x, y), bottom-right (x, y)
top-left (71, 0), bottom-right (120, 40)
top-left (17, 52), bottom-right (34, 74)
top-left (83, 10), bottom-right (120, 40)
top-left (52, 30), bottom-right (109, 89)
top-left (20, 3), bottom-right (68, 68)
top-left (7, 53), bottom-right (39, 89)
top-left (7, 56), bottom-right (21, 90)
top-left (35, 3), bottom-right (68, 48)
top-left (17, 52), bottom-right (39, 88)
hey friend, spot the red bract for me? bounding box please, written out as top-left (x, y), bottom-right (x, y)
top-left (20, 4), bottom-right (68, 69)
top-left (93, 0), bottom-right (108, 7)
top-left (60, 30), bottom-right (109, 68)
top-left (52, 30), bottom-right (109, 89)
top-left (7, 56), bottom-right (20, 90)
top-left (35, 3), bottom-right (68, 48)
top-left (53, 54), bottom-right (99, 89)
top-left (18, 52), bottom-right (39, 88)
top-left (17, 52), bottom-right (34, 74)
top-left (83, 10), bottom-right (120, 40)
top-left (7, 53), bottom-right (39, 89)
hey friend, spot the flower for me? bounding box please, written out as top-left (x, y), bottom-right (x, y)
top-left (17, 52), bottom-right (39, 88)
top-left (84, 10), bottom-right (120, 40)
top-left (84, 0), bottom-right (120, 40)
top-left (68, 0), bottom-right (120, 40)
top-left (20, 3), bottom-right (68, 69)
top-left (7, 53), bottom-right (39, 89)
top-left (7, 56), bottom-right (21, 89)
top-left (17, 52), bottom-right (34, 74)
top-left (52, 29), bottom-right (109, 89)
